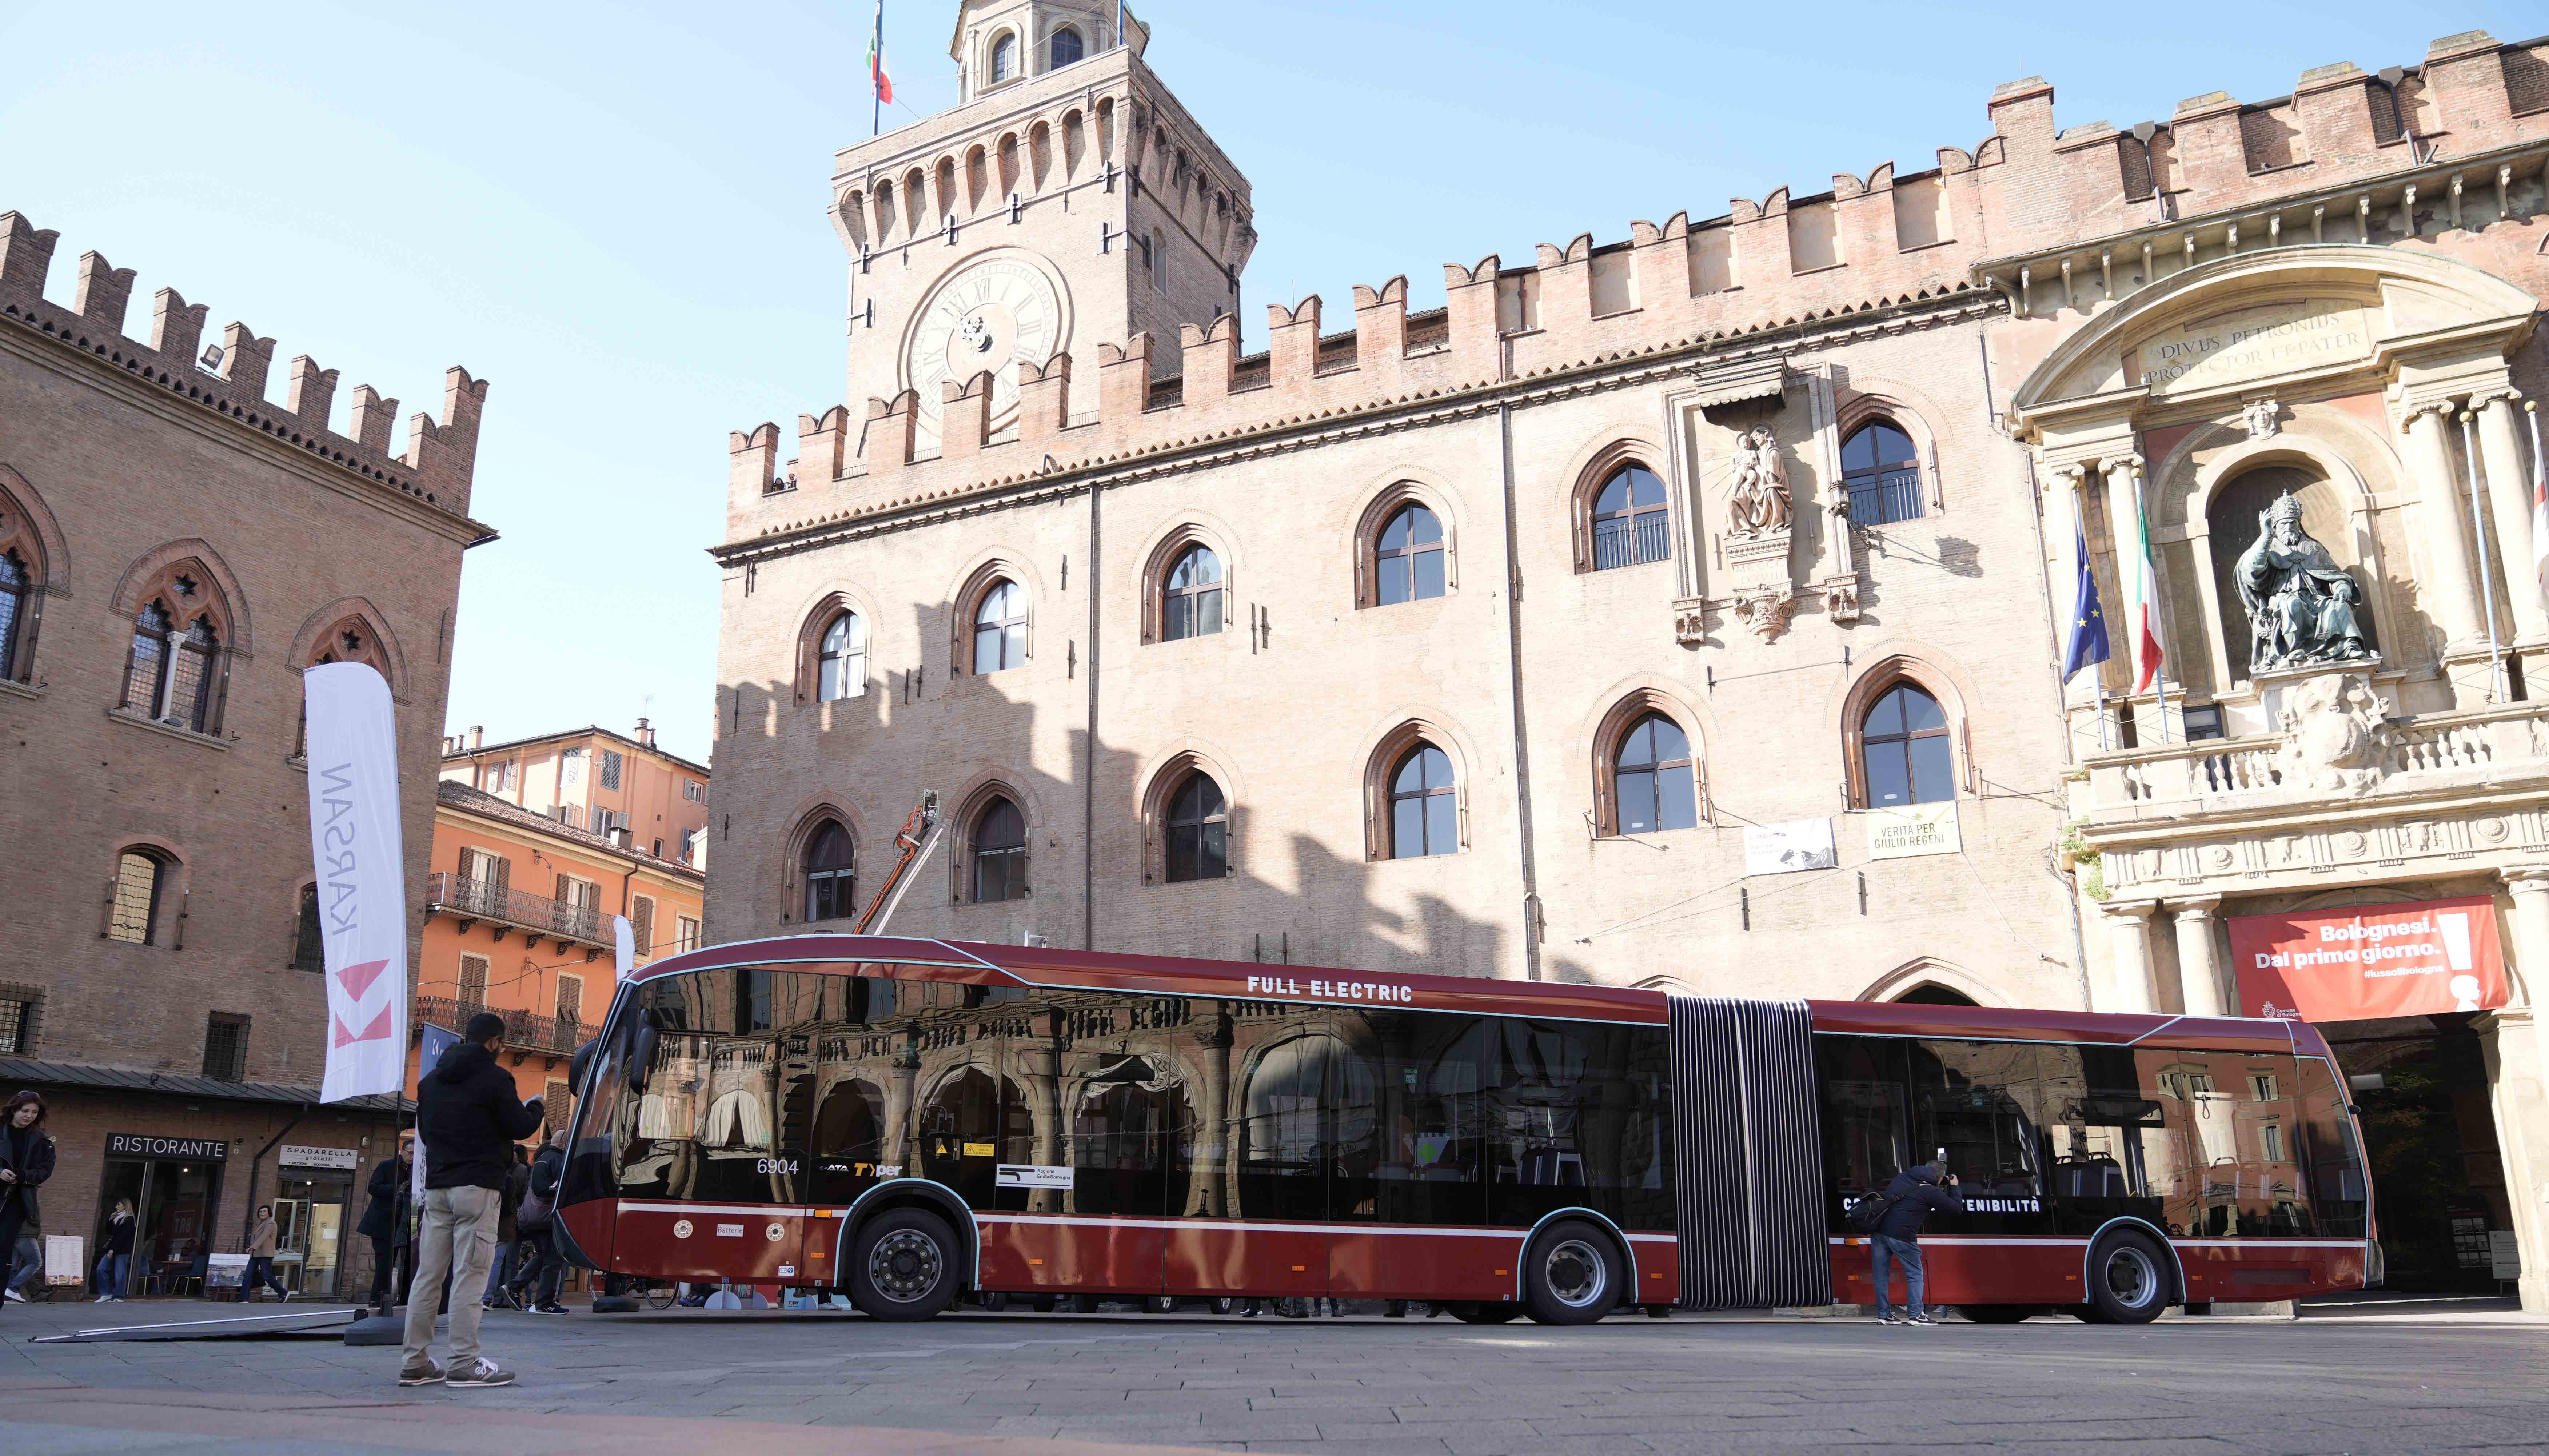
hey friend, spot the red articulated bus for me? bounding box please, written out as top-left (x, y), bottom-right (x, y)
top-left (554, 934), bottom-right (2373, 1325)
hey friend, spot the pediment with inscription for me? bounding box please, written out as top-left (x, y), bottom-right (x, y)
top-left (2125, 298), bottom-right (2370, 397)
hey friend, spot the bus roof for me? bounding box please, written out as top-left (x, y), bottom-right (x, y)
top-left (628, 933), bottom-right (2320, 1056)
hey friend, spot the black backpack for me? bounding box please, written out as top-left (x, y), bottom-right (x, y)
top-left (1844, 1190), bottom-right (1893, 1234)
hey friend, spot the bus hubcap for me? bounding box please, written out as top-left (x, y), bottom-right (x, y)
top-left (2104, 1247), bottom-right (2157, 1308)
top-left (1544, 1238), bottom-right (1607, 1308)
top-left (869, 1230), bottom-right (943, 1302)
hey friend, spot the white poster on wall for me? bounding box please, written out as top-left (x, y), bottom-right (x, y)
top-left (303, 663), bottom-right (410, 1104)
top-left (1866, 802), bottom-right (1962, 860)
top-left (1743, 818), bottom-right (1836, 876)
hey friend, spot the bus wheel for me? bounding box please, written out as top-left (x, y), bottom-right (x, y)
top-left (1447, 1301), bottom-right (1520, 1324)
top-left (1144, 1296), bottom-right (1176, 1314)
top-left (978, 1292), bottom-right (1010, 1312)
top-left (1523, 1221), bottom-right (1623, 1326)
top-left (2085, 1232), bottom-right (2170, 1325)
top-left (1031, 1294), bottom-right (1057, 1313)
top-left (1955, 1304), bottom-right (2039, 1324)
top-left (848, 1208), bottom-right (961, 1321)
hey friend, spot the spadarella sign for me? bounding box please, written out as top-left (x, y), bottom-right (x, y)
top-left (2230, 896), bottom-right (2508, 1022)
top-left (1245, 974), bottom-right (1417, 1004)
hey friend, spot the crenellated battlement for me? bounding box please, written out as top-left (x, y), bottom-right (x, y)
top-left (725, 27), bottom-right (2549, 551)
top-left (0, 209), bottom-right (491, 518)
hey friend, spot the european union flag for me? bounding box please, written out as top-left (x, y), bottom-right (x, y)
top-left (2063, 522), bottom-right (2110, 682)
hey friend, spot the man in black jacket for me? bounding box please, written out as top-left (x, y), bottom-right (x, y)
top-left (360, 1133), bottom-right (411, 1308)
top-left (400, 1014), bottom-right (542, 1389)
top-left (1870, 1163), bottom-right (1964, 1327)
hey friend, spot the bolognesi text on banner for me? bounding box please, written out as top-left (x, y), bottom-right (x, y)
top-left (304, 662), bottom-right (410, 1103)
top-left (2228, 895), bottom-right (2509, 1021)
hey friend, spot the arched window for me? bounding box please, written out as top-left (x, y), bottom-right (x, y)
top-left (1613, 714), bottom-right (1698, 834)
top-left (1861, 682), bottom-right (1954, 806)
top-left (0, 550), bottom-right (28, 681)
top-left (1389, 745), bottom-right (1457, 858)
top-left (122, 602), bottom-right (173, 720)
top-left (1842, 420), bottom-right (1923, 526)
top-left (1165, 773), bottom-right (1228, 882)
top-left (1049, 25), bottom-right (1083, 67)
top-left (1375, 506), bottom-right (1445, 605)
top-left (973, 797), bottom-right (1028, 902)
top-left (293, 883), bottom-right (324, 972)
top-left (1163, 545), bottom-right (1223, 640)
top-left (108, 849), bottom-right (170, 945)
top-left (1590, 463), bottom-right (1669, 570)
top-left (802, 820), bottom-right (855, 922)
top-left (165, 619), bottom-right (219, 732)
top-left (972, 579), bottom-right (1026, 673)
top-left (989, 32), bottom-right (1017, 84)
top-left (818, 611), bottom-right (867, 700)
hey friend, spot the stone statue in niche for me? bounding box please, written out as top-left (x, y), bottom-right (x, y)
top-left (1725, 426), bottom-right (1790, 538)
top-left (2235, 492), bottom-right (2371, 671)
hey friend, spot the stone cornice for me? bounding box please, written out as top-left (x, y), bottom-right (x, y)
top-left (710, 293), bottom-right (2002, 568)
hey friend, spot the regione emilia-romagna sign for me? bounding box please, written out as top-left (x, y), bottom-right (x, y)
top-left (2229, 896), bottom-right (2508, 1022)
top-left (302, 662), bottom-right (410, 1103)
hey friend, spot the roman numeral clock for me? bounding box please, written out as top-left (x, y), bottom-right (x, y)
top-left (902, 249), bottom-right (1071, 450)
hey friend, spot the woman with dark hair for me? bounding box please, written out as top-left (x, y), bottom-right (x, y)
top-left (95, 1198), bottom-right (135, 1302)
top-left (0, 1092), bottom-right (56, 1308)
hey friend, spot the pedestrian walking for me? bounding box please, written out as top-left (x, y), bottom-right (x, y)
top-left (7, 1217), bottom-right (40, 1303)
top-left (399, 1013), bottom-right (542, 1388)
top-left (0, 1092), bottom-right (57, 1310)
top-left (239, 1205), bottom-right (292, 1303)
top-left (1867, 1163), bottom-right (1964, 1326)
top-left (512, 1130), bottom-right (569, 1315)
top-left (361, 1132), bottom-right (412, 1309)
top-left (481, 1144), bottom-right (530, 1310)
top-left (93, 1199), bottom-right (134, 1303)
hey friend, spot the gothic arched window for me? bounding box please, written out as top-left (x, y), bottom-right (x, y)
top-left (1049, 26), bottom-right (1084, 68)
top-left (1842, 420), bottom-right (1923, 526)
top-left (1860, 682), bottom-right (1954, 807)
top-left (818, 610), bottom-right (867, 700)
top-left (1589, 463), bottom-right (1669, 570)
top-left (972, 579), bottom-right (1027, 673)
top-left (1375, 505), bottom-right (1445, 606)
top-left (1389, 745), bottom-right (1457, 858)
top-left (1165, 772), bottom-right (1228, 882)
top-left (0, 550), bottom-right (27, 681)
top-left (973, 797), bottom-right (1028, 902)
top-left (1163, 545), bottom-right (1224, 641)
top-left (802, 820), bottom-right (855, 922)
top-left (1612, 714), bottom-right (1698, 834)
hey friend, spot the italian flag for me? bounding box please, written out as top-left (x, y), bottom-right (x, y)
top-left (868, 3), bottom-right (893, 104)
top-left (2131, 487), bottom-right (2165, 693)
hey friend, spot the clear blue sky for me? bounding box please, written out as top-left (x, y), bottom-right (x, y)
top-left (1, 1), bottom-right (2533, 764)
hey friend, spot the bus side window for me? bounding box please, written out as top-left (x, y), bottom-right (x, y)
top-left (1815, 1034), bottom-right (1909, 1223)
top-left (2294, 1056), bottom-right (2366, 1237)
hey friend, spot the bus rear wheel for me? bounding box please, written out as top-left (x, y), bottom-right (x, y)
top-left (848, 1208), bottom-right (961, 1321)
top-left (2085, 1232), bottom-right (2170, 1325)
top-left (1446, 1301), bottom-right (1520, 1324)
top-left (1523, 1221), bottom-right (1623, 1326)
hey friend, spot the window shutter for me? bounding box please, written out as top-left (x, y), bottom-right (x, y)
top-left (555, 871), bottom-right (570, 905)
top-left (631, 896), bottom-right (655, 957)
top-left (488, 855), bottom-right (510, 895)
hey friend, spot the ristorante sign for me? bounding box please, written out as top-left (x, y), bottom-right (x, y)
top-left (2230, 896), bottom-right (2508, 1022)
top-left (107, 1134), bottom-right (229, 1161)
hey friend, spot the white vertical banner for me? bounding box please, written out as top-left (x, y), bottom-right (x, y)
top-left (613, 913), bottom-right (636, 984)
top-left (303, 663), bottom-right (410, 1104)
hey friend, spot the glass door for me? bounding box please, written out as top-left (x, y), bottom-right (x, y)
top-left (93, 1160), bottom-right (148, 1297)
top-left (136, 1162), bottom-right (218, 1297)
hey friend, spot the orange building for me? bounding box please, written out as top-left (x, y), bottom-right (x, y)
top-left (410, 722), bottom-right (709, 1129)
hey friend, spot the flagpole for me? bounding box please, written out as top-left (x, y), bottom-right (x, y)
top-left (873, 0), bottom-right (883, 137)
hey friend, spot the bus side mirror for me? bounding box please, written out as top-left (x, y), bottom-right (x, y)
top-left (628, 1024), bottom-right (659, 1093)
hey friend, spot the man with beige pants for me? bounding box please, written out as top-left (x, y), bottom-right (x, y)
top-left (401, 1012), bottom-right (544, 1388)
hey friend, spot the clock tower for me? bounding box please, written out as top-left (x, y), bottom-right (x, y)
top-left (829, 1), bottom-right (1256, 452)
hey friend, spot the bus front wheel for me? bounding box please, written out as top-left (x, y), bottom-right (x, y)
top-left (1523, 1221), bottom-right (1624, 1326)
top-left (2084, 1232), bottom-right (2170, 1325)
top-left (848, 1208), bottom-right (961, 1321)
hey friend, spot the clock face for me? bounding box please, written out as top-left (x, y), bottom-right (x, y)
top-left (905, 254), bottom-right (1067, 444)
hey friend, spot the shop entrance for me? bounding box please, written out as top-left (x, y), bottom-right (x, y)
top-left (2325, 1013), bottom-right (2516, 1293)
top-left (93, 1143), bottom-right (226, 1299)
top-left (272, 1173), bottom-right (350, 1296)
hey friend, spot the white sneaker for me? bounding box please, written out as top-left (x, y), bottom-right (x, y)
top-left (94, 1294), bottom-right (113, 1304)
top-left (4, 1287), bottom-right (25, 1303)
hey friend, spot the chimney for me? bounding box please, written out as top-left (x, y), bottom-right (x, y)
top-left (468, 725), bottom-right (484, 750)
top-left (635, 716), bottom-right (655, 749)
top-left (610, 827), bottom-right (633, 851)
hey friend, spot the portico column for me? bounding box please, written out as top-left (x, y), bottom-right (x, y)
top-left (2492, 868), bottom-right (2549, 1312)
top-left (2102, 901), bottom-right (2161, 1014)
top-left (2474, 392), bottom-right (2549, 643)
top-left (2171, 894), bottom-right (2229, 1018)
top-left (2402, 402), bottom-right (2488, 653)
top-left (2099, 453), bottom-right (2146, 662)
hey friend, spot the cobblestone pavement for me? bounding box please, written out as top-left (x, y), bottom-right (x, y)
top-left (1, 1297), bottom-right (2543, 1455)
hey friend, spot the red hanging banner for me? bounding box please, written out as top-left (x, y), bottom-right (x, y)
top-left (2230, 896), bottom-right (2508, 1022)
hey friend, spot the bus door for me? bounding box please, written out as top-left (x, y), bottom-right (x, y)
top-left (1166, 1032), bottom-right (1326, 1300)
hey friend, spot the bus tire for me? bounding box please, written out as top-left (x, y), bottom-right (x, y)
top-left (1031, 1294), bottom-right (1057, 1313)
top-left (1144, 1296), bottom-right (1176, 1314)
top-left (1955, 1304), bottom-right (2040, 1324)
top-left (1522, 1220), bottom-right (1624, 1326)
top-left (1447, 1300), bottom-right (1520, 1324)
top-left (979, 1291), bottom-right (1009, 1312)
top-left (2085, 1231), bottom-right (2170, 1325)
top-left (847, 1208), bottom-right (961, 1321)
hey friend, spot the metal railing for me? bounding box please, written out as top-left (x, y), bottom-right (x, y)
top-left (416, 996), bottom-right (595, 1057)
top-left (2088, 698), bottom-right (2549, 812)
top-left (426, 872), bottom-right (603, 944)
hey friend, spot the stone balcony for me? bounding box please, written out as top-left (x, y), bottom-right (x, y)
top-left (2076, 670), bottom-right (2549, 899)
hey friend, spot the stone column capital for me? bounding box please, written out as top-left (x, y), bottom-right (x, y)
top-left (2399, 399), bottom-right (2456, 430)
top-left (2103, 899), bottom-right (2162, 923)
top-left (2172, 894), bottom-right (2225, 920)
top-left (2049, 462), bottom-right (2090, 490)
top-left (2501, 865), bottom-right (2549, 895)
top-left (2471, 385), bottom-right (2524, 412)
top-left (2101, 453), bottom-right (2145, 480)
